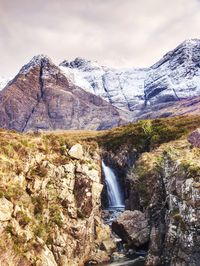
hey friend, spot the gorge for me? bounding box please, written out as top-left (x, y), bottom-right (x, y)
top-left (0, 115), bottom-right (199, 265)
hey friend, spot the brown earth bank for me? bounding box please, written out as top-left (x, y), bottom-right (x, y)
top-left (0, 115), bottom-right (199, 265)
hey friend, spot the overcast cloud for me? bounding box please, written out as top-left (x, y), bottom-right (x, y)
top-left (1, 0), bottom-right (200, 76)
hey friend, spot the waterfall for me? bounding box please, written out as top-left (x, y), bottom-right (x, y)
top-left (102, 161), bottom-right (124, 208)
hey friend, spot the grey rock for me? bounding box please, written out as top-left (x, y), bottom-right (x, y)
top-left (188, 128), bottom-right (200, 147)
top-left (112, 210), bottom-right (150, 247)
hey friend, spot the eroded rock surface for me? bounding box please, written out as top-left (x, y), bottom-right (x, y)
top-left (188, 128), bottom-right (200, 148)
top-left (0, 132), bottom-right (113, 266)
top-left (112, 210), bottom-right (149, 247)
top-left (126, 140), bottom-right (200, 265)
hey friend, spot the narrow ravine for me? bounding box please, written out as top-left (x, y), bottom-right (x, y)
top-left (101, 161), bottom-right (145, 266)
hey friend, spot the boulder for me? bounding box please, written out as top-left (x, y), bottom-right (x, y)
top-left (112, 210), bottom-right (150, 247)
top-left (0, 197), bottom-right (13, 221)
top-left (188, 128), bottom-right (200, 148)
top-left (68, 144), bottom-right (83, 160)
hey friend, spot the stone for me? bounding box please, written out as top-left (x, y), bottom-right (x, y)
top-left (101, 240), bottom-right (116, 253)
top-left (188, 128), bottom-right (200, 148)
top-left (0, 197), bottom-right (13, 221)
top-left (112, 210), bottom-right (150, 247)
top-left (96, 224), bottom-right (111, 242)
top-left (68, 144), bottom-right (84, 160)
top-left (39, 245), bottom-right (57, 266)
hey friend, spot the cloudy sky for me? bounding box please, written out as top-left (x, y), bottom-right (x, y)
top-left (1, 0), bottom-right (200, 76)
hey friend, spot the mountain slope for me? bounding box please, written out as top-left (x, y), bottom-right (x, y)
top-left (0, 55), bottom-right (130, 132)
top-left (60, 39), bottom-right (200, 117)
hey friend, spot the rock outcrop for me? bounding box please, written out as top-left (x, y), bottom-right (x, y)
top-left (0, 55), bottom-right (130, 132)
top-left (100, 117), bottom-right (200, 265)
top-left (0, 111), bottom-right (199, 265)
top-left (188, 128), bottom-right (200, 148)
top-left (126, 139), bottom-right (200, 265)
top-left (112, 210), bottom-right (149, 247)
top-left (0, 130), bottom-right (114, 266)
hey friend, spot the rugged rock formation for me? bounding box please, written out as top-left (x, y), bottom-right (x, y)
top-left (125, 140), bottom-right (200, 265)
top-left (112, 210), bottom-right (149, 247)
top-left (0, 55), bottom-right (130, 132)
top-left (61, 39), bottom-right (200, 118)
top-left (0, 113), bottom-right (199, 265)
top-left (0, 130), bottom-right (114, 266)
top-left (99, 117), bottom-right (200, 265)
top-left (188, 128), bottom-right (200, 148)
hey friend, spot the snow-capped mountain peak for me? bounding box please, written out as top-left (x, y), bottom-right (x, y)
top-left (59, 39), bottom-right (200, 113)
top-left (19, 54), bottom-right (53, 75)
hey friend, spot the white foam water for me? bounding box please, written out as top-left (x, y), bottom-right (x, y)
top-left (102, 161), bottom-right (124, 208)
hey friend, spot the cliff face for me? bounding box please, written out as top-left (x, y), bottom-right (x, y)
top-left (128, 140), bottom-right (200, 265)
top-left (0, 130), bottom-right (112, 266)
top-left (0, 55), bottom-right (129, 132)
top-left (99, 116), bottom-right (200, 265)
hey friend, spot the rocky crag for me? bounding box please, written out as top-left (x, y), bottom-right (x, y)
top-left (100, 116), bottom-right (200, 266)
top-left (0, 130), bottom-right (115, 266)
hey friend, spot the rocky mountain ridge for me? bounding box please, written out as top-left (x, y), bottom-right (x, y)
top-left (0, 55), bottom-right (130, 132)
top-left (61, 39), bottom-right (200, 117)
top-left (1, 39), bottom-right (200, 131)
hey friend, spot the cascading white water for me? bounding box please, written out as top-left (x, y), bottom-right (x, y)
top-left (102, 161), bottom-right (124, 208)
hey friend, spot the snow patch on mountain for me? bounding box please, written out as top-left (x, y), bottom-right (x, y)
top-left (60, 58), bottom-right (148, 111)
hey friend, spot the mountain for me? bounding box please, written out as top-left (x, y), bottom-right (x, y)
top-left (60, 58), bottom-right (147, 114)
top-left (60, 39), bottom-right (200, 118)
top-left (1, 39), bottom-right (200, 132)
top-left (0, 55), bottom-right (130, 132)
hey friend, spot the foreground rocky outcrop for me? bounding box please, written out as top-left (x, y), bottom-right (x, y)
top-left (0, 116), bottom-right (199, 265)
top-left (125, 139), bottom-right (200, 265)
top-left (0, 55), bottom-right (129, 132)
top-left (99, 118), bottom-right (200, 265)
top-left (0, 130), bottom-right (114, 266)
